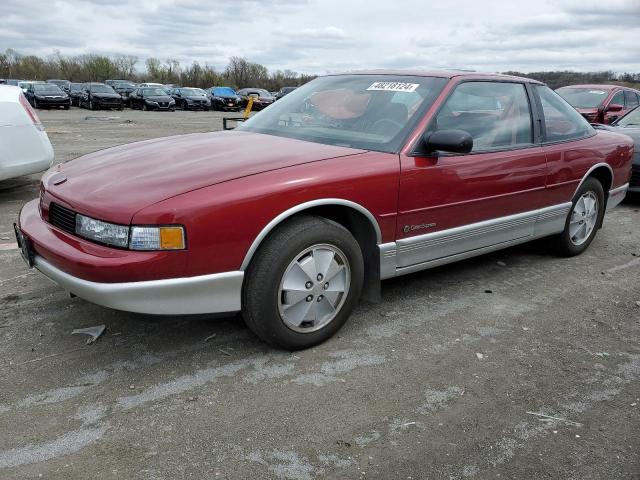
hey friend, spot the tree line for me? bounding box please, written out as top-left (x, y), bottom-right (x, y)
top-left (502, 70), bottom-right (640, 89)
top-left (0, 50), bottom-right (315, 91)
top-left (1, 49), bottom-right (639, 91)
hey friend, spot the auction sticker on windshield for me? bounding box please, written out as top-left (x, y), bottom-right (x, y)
top-left (367, 82), bottom-right (419, 92)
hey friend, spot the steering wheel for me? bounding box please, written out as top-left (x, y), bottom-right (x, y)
top-left (370, 118), bottom-right (404, 135)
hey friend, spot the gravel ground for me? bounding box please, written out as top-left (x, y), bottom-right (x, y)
top-left (0, 108), bottom-right (639, 479)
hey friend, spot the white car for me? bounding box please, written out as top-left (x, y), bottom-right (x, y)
top-left (0, 86), bottom-right (54, 181)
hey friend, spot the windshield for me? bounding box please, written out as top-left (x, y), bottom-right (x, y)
top-left (213, 87), bottom-right (236, 97)
top-left (616, 106), bottom-right (640, 127)
top-left (90, 84), bottom-right (116, 94)
top-left (115, 82), bottom-right (136, 89)
top-left (34, 84), bottom-right (63, 94)
top-left (181, 88), bottom-right (206, 96)
top-left (142, 88), bottom-right (167, 96)
top-left (69, 83), bottom-right (82, 91)
top-left (238, 75), bottom-right (448, 153)
top-left (556, 87), bottom-right (610, 108)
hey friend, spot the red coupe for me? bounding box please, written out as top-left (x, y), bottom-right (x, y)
top-left (556, 84), bottom-right (640, 125)
top-left (16, 71), bottom-right (634, 349)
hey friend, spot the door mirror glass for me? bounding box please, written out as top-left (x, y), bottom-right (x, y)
top-left (423, 129), bottom-right (473, 154)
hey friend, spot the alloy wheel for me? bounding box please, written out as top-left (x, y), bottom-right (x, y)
top-left (277, 244), bottom-right (351, 333)
top-left (569, 191), bottom-right (598, 246)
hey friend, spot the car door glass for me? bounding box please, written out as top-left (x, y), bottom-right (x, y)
top-left (534, 85), bottom-right (593, 142)
top-left (624, 90), bottom-right (639, 108)
top-left (610, 91), bottom-right (624, 107)
top-left (434, 81), bottom-right (533, 151)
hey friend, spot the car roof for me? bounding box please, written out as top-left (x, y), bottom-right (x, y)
top-left (558, 84), bottom-right (620, 90)
top-left (326, 70), bottom-right (544, 84)
top-left (0, 85), bottom-right (22, 102)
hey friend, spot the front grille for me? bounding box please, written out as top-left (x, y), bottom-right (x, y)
top-left (631, 166), bottom-right (640, 187)
top-left (159, 102), bottom-right (167, 107)
top-left (49, 203), bottom-right (76, 234)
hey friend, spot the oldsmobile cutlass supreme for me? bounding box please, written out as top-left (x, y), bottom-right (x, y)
top-left (15, 71), bottom-right (633, 349)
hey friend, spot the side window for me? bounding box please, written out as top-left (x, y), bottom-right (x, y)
top-left (534, 85), bottom-right (593, 142)
top-left (610, 91), bottom-right (624, 107)
top-left (624, 90), bottom-right (639, 108)
top-left (434, 81), bottom-right (533, 151)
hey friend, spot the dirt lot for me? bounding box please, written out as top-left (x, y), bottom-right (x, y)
top-left (1, 108), bottom-right (639, 479)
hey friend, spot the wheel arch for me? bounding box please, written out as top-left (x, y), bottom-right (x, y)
top-left (574, 163), bottom-right (613, 197)
top-left (240, 199), bottom-right (383, 302)
top-left (574, 163), bottom-right (613, 228)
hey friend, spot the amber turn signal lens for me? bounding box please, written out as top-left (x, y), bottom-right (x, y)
top-left (159, 227), bottom-right (185, 250)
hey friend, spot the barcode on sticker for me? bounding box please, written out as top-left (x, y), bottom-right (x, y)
top-left (367, 82), bottom-right (419, 92)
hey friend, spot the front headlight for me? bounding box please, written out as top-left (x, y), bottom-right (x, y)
top-left (75, 214), bottom-right (185, 250)
top-left (76, 214), bottom-right (129, 248)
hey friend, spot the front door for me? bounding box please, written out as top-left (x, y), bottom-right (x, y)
top-left (396, 80), bottom-right (547, 269)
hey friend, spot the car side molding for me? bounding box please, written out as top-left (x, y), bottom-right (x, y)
top-left (240, 199), bottom-right (383, 270)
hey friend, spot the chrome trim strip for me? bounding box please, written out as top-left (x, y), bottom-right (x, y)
top-left (572, 163), bottom-right (614, 198)
top-left (34, 256), bottom-right (243, 315)
top-left (395, 209), bottom-right (538, 268)
top-left (240, 199), bottom-right (383, 270)
top-left (607, 183), bottom-right (628, 211)
top-left (533, 202), bottom-right (572, 237)
top-left (394, 236), bottom-right (534, 276)
top-left (379, 242), bottom-right (397, 280)
top-left (382, 202), bottom-right (572, 277)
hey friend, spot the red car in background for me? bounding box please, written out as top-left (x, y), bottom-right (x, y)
top-left (16, 71), bottom-right (633, 350)
top-left (556, 84), bottom-right (640, 124)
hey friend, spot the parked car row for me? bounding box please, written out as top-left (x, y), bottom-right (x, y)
top-left (2, 77), bottom-right (300, 112)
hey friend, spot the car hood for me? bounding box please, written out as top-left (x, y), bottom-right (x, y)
top-left (43, 131), bottom-right (367, 224)
top-left (184, 95), bottom-right (208, 100)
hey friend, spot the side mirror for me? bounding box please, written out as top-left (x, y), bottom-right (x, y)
top-left (607, 103), bottom-right (623, 112)
top-left (423, 129), bottom-right (473, 154)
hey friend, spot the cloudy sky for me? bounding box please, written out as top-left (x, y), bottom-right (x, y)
top-left (3, 0), bottom-right (640, 74)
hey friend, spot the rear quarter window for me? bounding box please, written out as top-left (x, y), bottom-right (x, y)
top-left (535, 86), bottom-right (593, 143)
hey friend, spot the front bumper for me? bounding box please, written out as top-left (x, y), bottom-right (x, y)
top-left (33, 255), bottom-right (243, 314)
top-left (18, 200), bottom-right (243, 315)
top-left (36, 98), bottom-right (70, 107)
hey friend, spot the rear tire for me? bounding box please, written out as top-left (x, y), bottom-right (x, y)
top-left (242, 216), bottom-right (364, 350)
top-left (551, 177), bottom-right (604, 257)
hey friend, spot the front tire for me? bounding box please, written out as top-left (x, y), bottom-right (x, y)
top-left (552, 177), bottom-right (604, 256)
top-left (242, 216), bottom-right (364, 350)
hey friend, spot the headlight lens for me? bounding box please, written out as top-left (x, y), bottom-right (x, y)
top-left (74, 214), bottom-right (185, 250)
top-left (76, 214), bottom-right (129, 248)
top-left (130, 226), bottom-right (185, 250)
